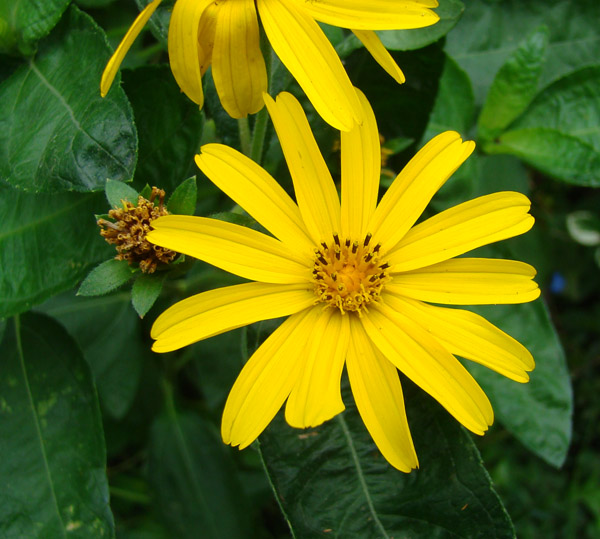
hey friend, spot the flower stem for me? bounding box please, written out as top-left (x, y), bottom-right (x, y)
top-left (237, 117), bottom-right (252, 157)
top-left (250, 106), bottom-right (269, 165)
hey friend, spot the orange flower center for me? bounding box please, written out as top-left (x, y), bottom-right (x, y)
top-left (312, 233), bottom-right (390, 315)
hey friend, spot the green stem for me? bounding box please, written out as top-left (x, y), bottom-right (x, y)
top-left (109, 486), bottom-right (151, 505)
top-left (237, 117), bottom-right (252, 157)
top-left (250, 106), bottom-right (270, 164)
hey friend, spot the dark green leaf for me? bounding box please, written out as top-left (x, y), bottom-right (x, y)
top-left (40, 291), bottom-right (145, 420)
top-left (134, 0), bottom-right (172, 44)
top-left (0, 6), bottom-right (137, 193)
top-left (131, 272), bottom-right (166, 318)
top-left (488, 127), bottom-right (600, 187)
top-left (122, 66), bottom-right (203, 194)
top-left (378, 0), bottom-right (465, 51)
top-left (478, 27), bottom-right (549, 142)
top-left (0, 312), bottom-right (114, 537)
top-left (106, 178), bottom-right (139, 208)
top-left (260, 388), bottom-right (514, 538)
top-left (0, 183), bottom-right (112, 318)
top-left (78, 259), bottom-right (134, 297)
top-left (0, 0), bottom-right (70, 55)
top-left (148, 408), bottom-right (250, 539)
top-left (446, 0), bottom-right (600, 104)
top-left (167, 176), bottom-right (197, 216)
top-left (467, 300), bottom-right (573, 468)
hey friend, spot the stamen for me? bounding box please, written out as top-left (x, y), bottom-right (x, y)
top-left (333, 234), bottom-right (340, 246)
top-left (352, 241), bottom-right (358, 254)
top-left (364, 233), bottom-right (372, 246)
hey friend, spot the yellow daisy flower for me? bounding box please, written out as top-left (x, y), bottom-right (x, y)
top-left (101, 0), bottom-right (439, 130)
top-left (148, 91), bottom-right (539, 471)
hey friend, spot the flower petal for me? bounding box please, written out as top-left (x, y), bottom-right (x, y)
top-left (289, 0), bottom-right (439, 30)
top-left (341, 89), bottom-right (381, 239)
top-left (212, 0), bottom-right (267, 117)
top-left (222, 307), bottom-right (320, 448)
top-left (100, 0), bottom-right (162, 97)
top-left (352, 30), bottom-right (405, 84)
top-left (151, 282), bottom-right (315, 353)
top-left (264, 92), bottom-right (341, 243)
top-left (369, 131), bottom-right (475, 252)
top-left (195, 144), bottom-right (313, 255)
top-left (258, 0), bottom-right (362, 130)
top-left (386, 192), bottom-right (535, 271)
top-left (147, 215), bottom-right (310, 284)
top-left (285, 308), bottom-right (349, 428)
top-left (197, 1), bottom-right (219, 75)
top-left (168, 0), bottom-right (214, 105)
top-left (386, 258), bottom-right (541, 305)
top-left (346, 315), bottom-right (418, 472)
top-left (384, 295), bottom-right (535, 382)
top-left (361, 305), bottom-right (494, 435)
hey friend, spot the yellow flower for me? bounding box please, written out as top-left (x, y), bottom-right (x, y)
top-left (148, 91), bottom-right (539, 471)
top-left (101, 0), bottom-right (439, 130)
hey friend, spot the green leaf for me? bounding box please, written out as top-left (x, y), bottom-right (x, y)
top-left (377, 0), bottom-right (465, 51)
top-left (134, 0), bottom-right (172, 44)
top-left (148, 407), bottom-right (251, 539)
top-left (131, 272), bottom-right (166, 318)
top-left (487, 127), bottom-right (600, 187)
top-left (478, 27), bottom-right (549, 142)
top-left (509, 66), bottom-right (600, 152)
top-left (106, 178), bottom-right (139, 208)
top-left (446, 0), bottom-right (600, 105)
top-left (467, 300), bottom-right (573, 468)
top-left (39, 291), bottom-right (145, 420)
top-left (167, 176), bottom-right (197, 216)
top-left (122, 66), bottom-right (203, 194)
top-left (0, 0), bottom-right (70, 55)
top-left (260, 388), bottom-right (514, 537)
top-left (78, 259), bottom-right (134, 297)
top-left (566, 210), bottom-right (600, 246)
top-left (0, 312), bottom-right (114, 537)
top-left (0, 183), bottom-right (112, 318)
top-left (0, 6), bottom-right (137, 193)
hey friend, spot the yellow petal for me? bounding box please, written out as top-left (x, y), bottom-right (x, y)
top-left (195, 144), bottom-right (314, 255)
top-left (386, 192), bottom-right (535, 271)
top-left (197, 1), bottom-right (219, 76)
top-left (257, 0), bottom-right (362, 130)
top-left (289, 0), bottom-right (440, 30)
top-left (264, 92), bottom-right (341, 243)
top-left (361, 305), bottom-right (494, 435)
top-left (369, 131), bottom-right (475, 252)
top-left (340, 89), bottom-right (381, 239)
top-left (222, 307), bottom-right (321, 448)
top-left (168, 0), bottom-right (214, 106)
top-left (147, 215), bottom-right (310, 284)
top-left (352, 30), bottom-right (405, 84)
top-left (100, 0), bottom-right (162, 97)
top-left (285, 309), bottom-right (349, 428)
top-left (384, 295), bottom-right (535, 382)
top-left (386, 258), bottom-right (541, 305)
top-left (346, 316), bottom-right (418, 472)
top-left (212, 0), bottom-right (267, 117)
top-left (151, 282), bottom-right (315, 353)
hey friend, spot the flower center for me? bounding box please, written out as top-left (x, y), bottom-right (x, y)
top-left (312, 233), bottom-right (389, 315)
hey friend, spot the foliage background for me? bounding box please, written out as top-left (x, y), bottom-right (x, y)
top-left (0, 0), bottom-right (598, 537)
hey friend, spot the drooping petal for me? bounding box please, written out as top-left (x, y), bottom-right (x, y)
top-left (384, 295), bottom-right (535, 382)
top-left (151, 282), bottom-right (315, 353)
top-left (346, 316), bottom-right (418, 472)
top-left (352, 30), bottom-right (405, 84)
top-left (100, 0), bottom-right (163, 97)
top-left (285, 308), bottom-right (350, 428)
top-left (195, 145), bottom-right (313, 255)
top-left (386, 258), bottom-right (541, 305)
top-left (386, 192), bottom-right (535, 271)
top-left (168, 0), bottom-right (215, 105)
top-left (289, 0), bottom-right (439, 30)
top-left (197, 1), bottom-right (219, 76)
top-left (258, 0), bottom-right (363, 131)
top-left (147, 215), bottom-right (309, 284)
top-left (368, 132), bottom-right (475, 252)
top-left (264, 92), bottom-right (341, 243)
top-left (212, 0), bottom-right (267, 117)
top-left (222, 307), bottom-right (321, 448)
top-left (340, 89), bottom-right (381, 239)
top-left (361, 305), bottom-right (494, 435)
